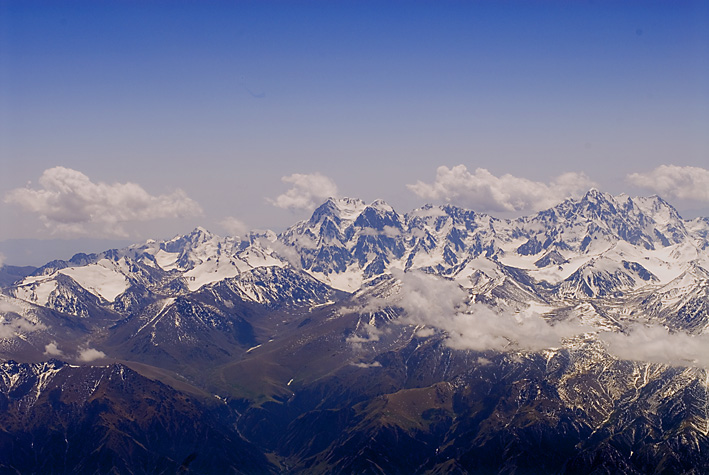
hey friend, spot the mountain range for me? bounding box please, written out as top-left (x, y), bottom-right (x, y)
top-left (2, 189), bottom-right (709, 473)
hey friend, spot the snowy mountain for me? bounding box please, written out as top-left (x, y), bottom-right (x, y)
top-left (4, 188), bottom-right (709, 375)
top-left (8, 189), bottom-right (706, 310)
top-left (273, 190), bottom-right (708, 297)
top-left (2, 189), bottom-right (709, 473)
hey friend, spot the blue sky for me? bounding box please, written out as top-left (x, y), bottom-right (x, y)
top-left (1, 1), bottom-right (708, 265)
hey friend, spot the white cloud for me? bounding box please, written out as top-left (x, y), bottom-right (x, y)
top-left (0, 300), bottom-right (21, 314)
top-left (354, 270), bottom-right (709, 368)
top-left (394, 270), bottom-right (587, 352)
top-left (407, 165), bottom-right (595, 213)
top-left (627, 165), bottom-right (709, 201)
top-left (0, 310), bottom-right (46, 339)
top-left (600, 324), bottom-right (709, 368)
top-left (347, 322), bottom-right (385, 346)
top-left (78, 346), bottom-right (106, 362)
top-left (257, 237), bottom-right (303, 269)
top-left (352, 361), bottom-right (382, 368)
top-left (5, 166), bottom-right (203, 237)
top-left (356, 270), bottom-right (588, 353)
top-left (220, 216), bottom-right (250, 237)
top-left (268, 173), bottom-right (338, 212)
top-left (44, 341), bottom-right (64, 357)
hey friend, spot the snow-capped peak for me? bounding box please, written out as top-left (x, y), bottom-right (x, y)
top-left (5, 190), bottom-right (709, 324)
top-left (332, 197), bottom-right (368, 219)
top-left (309, 197), bottom-right (367, 225)
top-left (369, 199), bottom-right (394, 213)
top-left (186, 226), bottom-right (213, 241)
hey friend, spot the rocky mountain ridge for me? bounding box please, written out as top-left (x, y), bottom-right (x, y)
top-left (1, 189), bottom-right (709, 473)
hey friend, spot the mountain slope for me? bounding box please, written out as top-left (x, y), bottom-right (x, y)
top-left (0, 360), bottom-right (273, 474)
top-left (1, 189), bottom-right (709, 473)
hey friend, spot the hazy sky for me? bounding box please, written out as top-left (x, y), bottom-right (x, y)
top-left (1, 1), bottom-right (708, 265)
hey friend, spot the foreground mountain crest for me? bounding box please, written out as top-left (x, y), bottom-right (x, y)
top-left (2, 189), bottom-right (709, 473)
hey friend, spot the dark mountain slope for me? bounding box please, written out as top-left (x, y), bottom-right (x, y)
top-left (0, 360), bottom-right (273, 474)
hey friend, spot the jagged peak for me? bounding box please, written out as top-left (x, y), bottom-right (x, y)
top-left (407, 204), bottom-right (449, 219)
top-left (533, 190), bottom-right (611, 222)
top-left (368, 199), bottom-right (394, 213)
top-left (189, 226), bottom-right (213, 237)
top-left (553, 190), bottom-right (683, 224)
top-left (249, 229), bottom-right (278, 244)
top-left (330, 196), bottom-right (366, 207)
top-left (580, 188), bottom-right (615, 204)
top-left (632, 194), bottom-right (679, 213)
top-left (163, 226), bottom-right (214, 244)
top-left (310, 197), bottom-right (367, 223)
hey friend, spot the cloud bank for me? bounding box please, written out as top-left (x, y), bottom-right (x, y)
top-left (0, 300), bottom-right (46, 339)
top-left (5, 166), bottom-right (202, 237)
top-left (268, 173), bottom-right (338, 212)
top-left (0, 300), bottom-right (21, 315)
top-left (354, 270), bottom-right (709, 368)
top-left (388, 270), bottom-right (587, 352)
top-left (600, 324), bottom-right (709, 368)
top-left (408, 165), bottom-right (595, 213)
top-left (0, 318), bottom-right (45, 339)
top-left (627, 165), bottom-right (709, 202)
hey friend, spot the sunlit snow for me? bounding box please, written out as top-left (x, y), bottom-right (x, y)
top-left (58, 261), bottom-right (129, 302)
top-left (12, 278), bottom-right (58, 306)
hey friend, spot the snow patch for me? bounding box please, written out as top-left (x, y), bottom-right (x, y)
top-left (183, 259), bottom-right (239, 291)
top-left (13, 278), bottom-right (57, 306)
top-left (58, 261), bottom-right (129, 302)
top-left (308, 265), bottom-right (364, 292)
top-left (154, 249), bottom-right (180, 270)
